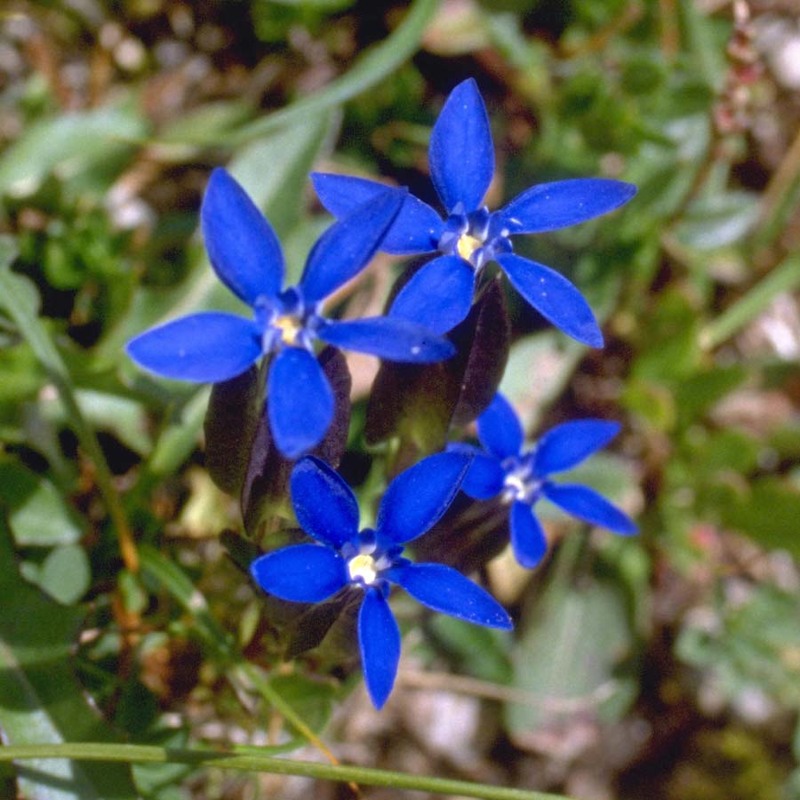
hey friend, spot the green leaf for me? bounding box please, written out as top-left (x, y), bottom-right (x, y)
top-left (677, 583), bottom-right (800, 709)
top-left (498, 331), bottom-right (586, 433)
top-left (0, 103), bottom-right (147, 197)
top-left (227, 108), bottom-right (333, 241)
top-left (231, 0), bottom-right (440, 145)
top-left (158, 101), bottom-right (254, 147)
top-left (39, 545), bottom-right (92, 606)
top-left (674, 190), bottom-right (760, 250)
top-left (715, 477), bottom-right (800, 559)
top-left (506, 558), bottom-right (637, 748)
top-left (266, 674), bottom-right (336, 739)
top-left (0, 460), bottom-right (84, 546)
top-left (0, 520), bottom-right (136, 799)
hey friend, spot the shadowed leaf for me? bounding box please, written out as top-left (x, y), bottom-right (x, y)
top-left (241, 347), bottom-right (351, 537)
top-left (365, 277), bottom-right (510, 466)
top-left (204, 365), bottom-right (262, 496)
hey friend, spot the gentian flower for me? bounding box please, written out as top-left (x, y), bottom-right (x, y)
top-left (456, 394), bottom-right (637, 568)
top-left (250, 453), bottom-right (513, 709)
top-left (127, 168), bottom-right (454, 458)
top-left (312, 78), bottom-right (637, 344)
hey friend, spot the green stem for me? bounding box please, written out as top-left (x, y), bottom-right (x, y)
top-left (0, 743), bottom-right (567, 800)
top-left (229, 0), bottom-right (441, 145)
top-left (0, 240), bottom-right (138, 572)
top-left (699, 254), bottom-right (800, 351)
top-left (138, 545), bottom-right (334, 759)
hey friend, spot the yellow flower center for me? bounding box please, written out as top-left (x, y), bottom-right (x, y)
top-left (348, 553), bottom-right (378, 585)
top-left (456, 233), bottom-right (482, 261)
top-left (274, 314), bottom-right (303, 346)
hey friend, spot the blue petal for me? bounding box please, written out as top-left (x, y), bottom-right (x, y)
top-left (250, 544), bottom-right (347, 602)
top-left (201, 168), bottom-right (285, 305)
top-left (358, 589), bottom-right (401, 709)
top-left (376, 452), bottom-right (471, 544)
top-left (390, 563), bottom-right (512, 630)
top-left (542, 483), bottom-right (637, 535)
top-left (318, 317), bottom-right (454, 363)
top-left (477, 393), bottom-right (524, 459)
top-left (312, 173), bottom-right (442, 255)
top-left (462, 452), bottom-right (506, 500)
top-left (389, 256), bottom-right (475, 335)
top-left (429, 79), bottom-right (494, 213)
top-left (290, 457), bottom-right (360, 549)
top-left (299, 188), bottom-right (405, 303)
top-left (534, 420), bottom-right (621, 477)
top-left (126, 312), bottom-right (261, 382)
top-left (509, 501), bottom-right (548, 568)
top-left (498, 178), bottom-right (637, 234)
top-left (267, 348), bottom-right (334, 459)
top-left (497, 253), bottom-right (603, 348)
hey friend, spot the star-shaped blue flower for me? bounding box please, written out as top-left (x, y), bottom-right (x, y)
top-left (126, 168), bottom-right (454, 458)
top-left (455, 394), bottom-right (637, 568)
top-left (312, 78), bottom-right (637, 344)
top-left (250, 453), bottom-right (513, 709)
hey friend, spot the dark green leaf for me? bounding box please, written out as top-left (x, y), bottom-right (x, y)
top-left (0, 520), bottom-right (136, 799)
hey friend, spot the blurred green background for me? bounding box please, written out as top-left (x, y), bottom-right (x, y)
top-left (1, 0), bottom-right (800, 798)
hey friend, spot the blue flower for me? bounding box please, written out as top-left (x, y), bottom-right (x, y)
top-left (250, 453), bottom-right (513, 709)
top-left (312, 78), bottom-right (637, 345)
top-left (126, 168), bottom-right (455, 458)
top-left (456, 394), bottom-right (637, 568)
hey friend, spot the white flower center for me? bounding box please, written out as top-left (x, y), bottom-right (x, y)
top-left (347, 553), bottom-right (378, 585)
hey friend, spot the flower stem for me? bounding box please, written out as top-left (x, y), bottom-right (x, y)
top-left (0, 743), bottom-right (569, 800)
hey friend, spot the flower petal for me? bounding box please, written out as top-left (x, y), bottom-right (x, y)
top-left (509, 501), bottom-right (548, 568)
top-left (497, 253), bottom-right (603, 347)
top-left (250, 544), bottom-right (347, 602)
top-left (462, 452), bottom-right (506, 500)
top-left (390, 563), bottom-right (512, 630)
top-left (318, 317), bottom-right (454, 363)
top-left (377, 452), bottom-right (471, 544)
top-left (126, 312), bottom-right (261, 382)
top-left (389, 255), bottom-right (475, 335)
top-left (430, 79), bottom-right (494, 213)
top-left (290, 457), bottom-right (360, 549)
top-left (300, 188), bottom-right (405, 303)
top-left (477, 393), bottom-right (524, 459)
top-left (311, 173), bottom-right (442, 254)
top-left (358, 589), bottom-right (401, 709)
top-left (534, 419), bottom-right (621, 476)
top-left (498, 178), bottom-right (637, 234)
top-left (201, 168), bottom-right (285, 305)
top-left (542, 483), bottom-right (637, 534)
top-left (267, 348), bottom-right (334, 459)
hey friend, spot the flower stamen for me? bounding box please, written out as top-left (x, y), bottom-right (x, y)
top-left (274, 314), bottom-right (304, 346)
top-left (456, 233), bottom-right (483, 262)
